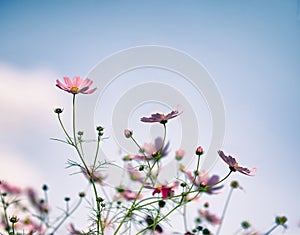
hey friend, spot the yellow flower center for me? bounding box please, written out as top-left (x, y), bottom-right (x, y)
top-left (70, 87), bottom-right (79, 93)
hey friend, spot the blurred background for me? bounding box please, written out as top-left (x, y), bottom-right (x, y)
top-left (0, 1), bottom-right (299, 234)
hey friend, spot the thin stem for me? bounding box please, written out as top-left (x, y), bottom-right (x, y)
top-left (207, 170), bottom-right (233, 189)
top-left (114, 161), bottom-right (157, 234)
top-left (92, 136), bottom-right (101, 169)
top-left (50, 198), bottom-right (83, 234)
top-left (187, 155), bottom-right (201, 193)
top-left (159, 123), bottom-right (167, 153)
top-left (130, 136), bottom-right (151, 170)
top-left (183, 204), bottom-right (188, 232)
top-left (216, 187), bottom-right (234, 235)
top-left (71, 95), bottom-right (103, 235)
top-left (264, 224), bottom-right (279, 235)
top-left (11, 223), bottom-right (15, 235)
top-left (72, 94), bottom-right (77, 146)
top-left (0, 191), bottom-right (10, 233)
top-left (57, 114), bottom-right (73, 145)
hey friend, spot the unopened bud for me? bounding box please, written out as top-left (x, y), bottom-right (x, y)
top-left (195, 146), bottom-right (204, 156)
top-left (124, 129), bottom-right (133, 138)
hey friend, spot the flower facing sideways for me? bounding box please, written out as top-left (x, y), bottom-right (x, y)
top-left (56, 76), bottom-right (97, 94)
top-left (199, 209), bottom-right (222, 225)
top-left (218, 150), bottom-right (256, 176)
top-left (140, 107), bottom-right (181, 124)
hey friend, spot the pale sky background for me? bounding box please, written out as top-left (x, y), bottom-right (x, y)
top-left (0, 1), bottom-right (300, 234)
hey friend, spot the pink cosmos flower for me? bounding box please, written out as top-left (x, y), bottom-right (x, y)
top-left (218, 150), bottom-right (256, 176)
top-left (116, 187), bottom-right (142, 201)
top-left (127, 164), bottom-right (145, 183)
top-left (26, 188), bottom-right (49, 214)
top-left (16, 218), bottom-right (44, 234)
top-left (182, 169), bottom-right (223, 194)
top-left (199, 209), bottom-right (222, 225)
top-left (56, 76), bottom-right (97, 94)
top-left (152, 182), bottom-right (179, 199)
top-left (81, 167), bottom-right (107, 185)
top-left (123, 154), bottom-right (145, 161)
top-left (175, 149), bottom-right (185, 161)
top-left (68, 223), bottom-right (85, 235)
top-left (0, 182), bottom-right (21, 194)
top-left (123, 137), bottom-right (169, 161)
top-left (141, 108), bottom-right (181, 124)
top-left (142, 137), bottom-right (169, 159)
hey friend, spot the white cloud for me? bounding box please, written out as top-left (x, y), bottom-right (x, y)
top-left (0, 63), bottom-right (69, 187)
top-left (0, 63), bottom-right (68, 129)
top-left (0, 146), bottom-right (43, 187)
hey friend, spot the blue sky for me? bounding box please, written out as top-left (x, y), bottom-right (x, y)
top-left (0, 1), bottom-right (300, 234)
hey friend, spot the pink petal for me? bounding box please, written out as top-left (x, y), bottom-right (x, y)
top-left (73, 76), bottom-right (82, 87)
top-left (83, 87), bottom-right (97, 94)
top-left (63, 77), bottom-right (73, 87)
top-left (80, 78), bottom-right (93, 88)
top-left (56, 79), bottom-right (68, 90)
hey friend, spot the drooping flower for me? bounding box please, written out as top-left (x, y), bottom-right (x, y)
top-left (56, 76), bottom-right (97, 94)
top-left (199, 209), bottom-right (222, 225)
top-left (141, 108), bottom-right (181, 124)
top-left (152, 182), bottom-right (179, 199)
top-left (218, 150), bottom-right (255, 176)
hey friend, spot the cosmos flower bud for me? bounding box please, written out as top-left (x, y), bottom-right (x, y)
top-left (175, 149), bottom-right (185, 161)
top-left (241, 221), bottom-right (250, 229)
top-left (179, 164), bottom-right (185, 171)
top-left (124, 129), bottom-right (133, 138)
top-left (230, 181), bottom-right (239, 189)
top-left (275, 216), bottom-right (287, 225)
top-left (9, 216), bottom-right (19, 224)
top-left (54, 108), bottom-right (63, 114)
top-left (158, 200), bottom-right (166, 208)
top-left (195, 146), bottom-right (204, 156)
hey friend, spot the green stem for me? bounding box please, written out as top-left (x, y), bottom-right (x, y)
top-left (114, 161), bottom-right (157, 234)
top-left (57, 114), bottom-right (73, 145)
top-left (206, 170), bottom-right (233, 189)
top-left (0, 190), bottom-right (10, 233)
top-left (216, 187), bottom-right (234, 235)
top-left (183, 204), bottom-right (188, 231)
top-left (72, 94), bottom-right (77, 146)
top-left (92, 136), bottom-right (101, 169)
top-left (264, 224), bottom-right (279, 235)
top-left (50, 198), bottom-right (83, 234)
top-left (130, 136), bottom-right (151, 170)
top-left (71, 95), bottom-right (103, 235)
